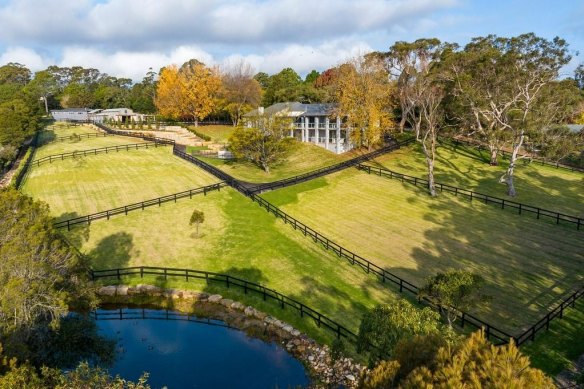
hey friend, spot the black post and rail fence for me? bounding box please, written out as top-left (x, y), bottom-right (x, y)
top-left (248, 193), bottom-right (514, 344)
top-left (443, 137), bottom-right (584, 174)
top-left (246, 138), bottom-right (415, 194)
top-left (54, 183), bottom-right (227, 230)
top-left (12, 132), bottom-right (39, 189)
top-left (41, 132), bottom-right (113, 144)
top-left (32, 142), bottom-right (171, 167)
top-left (91, 266), bottom-right (357, 341)
top-left (357, 164), bottom-right (583, 231)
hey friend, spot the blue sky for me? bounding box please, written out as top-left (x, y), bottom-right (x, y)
top-left (0, 0), bottom-right (582, 80)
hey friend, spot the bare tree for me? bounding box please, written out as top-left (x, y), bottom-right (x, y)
top-left (221, 60), bottom-right (262, 126)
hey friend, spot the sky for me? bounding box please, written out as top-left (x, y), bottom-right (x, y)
top-left (0, 0), bottom-right (582, 81)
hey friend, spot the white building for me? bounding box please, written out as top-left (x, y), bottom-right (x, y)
top-left (50, 108), bottom-right (92, 122)
top-left (243, 102), bottom-right (353, 154)
top-left (89, 108), bottom-right (151, 124)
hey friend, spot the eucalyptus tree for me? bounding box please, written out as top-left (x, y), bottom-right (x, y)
top-left (386, 38), bottom-right (452, 196)
top-left (447, 34), bottom-right (571, 196)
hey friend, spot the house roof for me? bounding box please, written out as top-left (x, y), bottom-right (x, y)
top-left (51, 108), bottom-right (91, 113)
top-left (566, 124), bottom-right (584, 133)
top-left (244, 102), bottom-right (337, 118)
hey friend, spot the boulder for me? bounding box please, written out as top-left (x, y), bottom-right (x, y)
top-left (219, 298), bottom-right (234, 308)
top-left (116, 285), bottom-right (129, 296)
top-left (208, 294), bottom-right (223, 303)
top-left (231, 302), bottom-right (245, 311)
top-left (98, 286), bottom-right (116, 296)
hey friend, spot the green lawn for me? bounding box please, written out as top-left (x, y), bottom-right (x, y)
top-left (188, 125), bottom-right (235, 143)
top-left (372, 142), bottom-right (584, 217)
top-left (39, 123), bottom-right (101, 144)
top-left (21, 148), bottom-right (220, 218)
top-left (261, 168), bottom-right (584, 334)
top-left (34, 134), bottom-right (150, 159)
top-left (64, 188), bottom-right (402, 335)
top-left (523, 299), bottom-right (584, 376)
top-left (199, 140), bottom-right (353, 183)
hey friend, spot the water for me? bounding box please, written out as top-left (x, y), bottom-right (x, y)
top-left (94, 308), bottom-right (310, 389)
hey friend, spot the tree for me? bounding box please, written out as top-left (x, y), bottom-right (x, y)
top-left (0, 98), bottom-right (39, 147)
top-left (575, 63), bottom-right (584, 90)
top-left (449, 34), bottom-right (571, 196)
top-left (24, 70), bottom-right (59, 113)
top-left (357, 300), bottom-right (441, 363)
top-left (419, 270), bottom-right (489, 328)
top-left (229, 113), bottom-right (292, 173)
top-left (0, 189), bottom-right (96, 357)
top-left (189, 209), bottom-right (205, 237)
top-left (359, 360), bottom-right (401, 389)
top-left (335, 55), bottom-right (394, 150)
top-left (221, 60), bottom-right (262, 126)
top-left (262, 68), bottom-right (302, 106)
top-left (537, 125), bottom-right (584, 163)
top-left (304, 70), bottom-right (320, 85)
top-left (387, 38), bottom-right (451, 196)
top-left (155, 60), bottom-right (222, 125)
top-left (129, 68), bottom-right (157, 113)
top-left (401, 330), bottom-right (554, 388)
top-left (253, 72), bottom-right (270, 89)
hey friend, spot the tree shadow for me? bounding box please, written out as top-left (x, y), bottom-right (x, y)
top-left (37, 129), bottom-right (56, 146)
top-left (87, 232), bottom-right (136, 269)
top-left (56, 212), bottom-right (90, 247)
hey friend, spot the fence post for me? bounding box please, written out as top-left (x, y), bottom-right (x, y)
top-left (461, 312), bottom-right (465, 327)
top-left (518, 204), bottom-right (522, 215)
top-left (116, 269), bottom-right (121, 280)
top-left (140, 267), bottom-right (144, 278)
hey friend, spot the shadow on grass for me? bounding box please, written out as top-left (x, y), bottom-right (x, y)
top-left (87, 232), bottom-right (137, 269)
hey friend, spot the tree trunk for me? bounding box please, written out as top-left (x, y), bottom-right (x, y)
top-left (489, 147), bottom-right (499, 166)
top-left (426, 157), bottom-right (437, 197)
top-left (501, 130), bottom-right (524, 197)
top-left (399, 116), bottom-right (406, 134)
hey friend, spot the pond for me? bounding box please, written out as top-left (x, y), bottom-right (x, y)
top-left (94, 307), bottom-right (310, 388)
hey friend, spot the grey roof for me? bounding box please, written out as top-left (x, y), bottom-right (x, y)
top-left (567, 124), bottom-right (584, 133)
top-left (51, 108), bottom-right (91, 113)
top-left (244, 102), bottom-right (337, 118)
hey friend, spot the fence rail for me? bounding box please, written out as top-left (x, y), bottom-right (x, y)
top-left (54, 183), bottom-right (226, 229)
top-left (91, 266), bottom-right (357, 341)
top-left (91, 307), bottom-right (234, 329)
top-left (41, 132), bottom-right (112, 144)
top-left (357, 164), bottom-right (583, 230)
top-left (247, 138), bottom-right (415, 194)
top-left (249, 194), bottom-right (514, 344)
top-left (12, 132), bottom-right (39, 189)
top-left (31, 142), bottom-right (169, 167)
top-left (445, 137), bottom-right (584, 174)
top-left (515, 285), bottom-right (584, 346)
top-left (172, 147), bottom-right (248, 194)
top-left (95, 123), bottom-right (175, 145)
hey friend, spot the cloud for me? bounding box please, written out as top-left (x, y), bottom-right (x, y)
top-left (0, 39), bottom-right (372, 81)
top-left (0, 0), bottom-right (458, 49)
top-left (0, 47), bottom-right (50, 70)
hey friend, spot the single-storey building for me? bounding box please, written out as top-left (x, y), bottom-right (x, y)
top-left (50, 108), bottom-right (92, 122)
top-left (243, 102), bottom-right (353, 154)
top-left (89, 108), bottom-right (151, 124)
top-left (52, 107), bottom-right (151, 123)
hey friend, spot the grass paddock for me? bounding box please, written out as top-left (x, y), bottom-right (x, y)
top-left (261, 168), bottom-right (584, 334)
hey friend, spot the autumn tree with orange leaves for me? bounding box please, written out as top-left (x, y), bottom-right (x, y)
top-left (155, 60), bottom-right (221, 126)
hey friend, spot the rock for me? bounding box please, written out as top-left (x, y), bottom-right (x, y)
top-left (98, 286), bottom-right (116, 296)
top-left (346, 374), bottom-right (356, 382)
top-left (308, 356), bottom-right (315, 362)
top-left (219, 298), bottom-right (234, 308)
top-left (126, 286), bottom-right (139, 295)
top-left (208, 294), bottom-right (223, 303)
top-left (116, 285), bottom-right (129, 296)
top-left (231, 302), bottom-right (245, 310)
top-left (252, 310), bottom-right (267, 320)
top-left (291, 329), bottom-right (301, 337)
top-left (244, 306), bottom-right (255, 317)
top-left (283, 325), bottom-right (294, 333)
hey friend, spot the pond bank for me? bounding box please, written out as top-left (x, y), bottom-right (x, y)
top-left (97, 284), bottom-right (367, 388)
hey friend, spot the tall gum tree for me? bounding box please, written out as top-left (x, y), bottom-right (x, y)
top-left (386, 39), bottom-right (450, 196)
top-left (448, 34), bottom-right (571, 196)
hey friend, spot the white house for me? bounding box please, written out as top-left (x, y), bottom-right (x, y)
top-left (243, 102), bottom-right (353, 154)
top-left (89, 108), bottom-right (151, 124)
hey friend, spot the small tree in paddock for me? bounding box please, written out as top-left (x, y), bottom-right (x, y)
top-left (419, 270), bottom-right (490, 328)
top-left (189, 209), bottom-right (205, 237)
